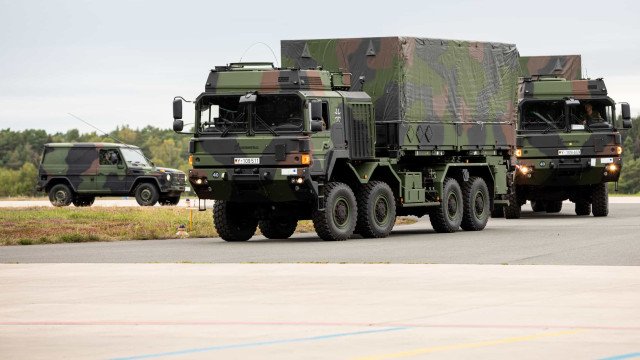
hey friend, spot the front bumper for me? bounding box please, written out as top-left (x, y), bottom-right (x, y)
top-left (515, 156), bottom-right (622, 186)
top-left (189, 166), bottom-right (315, 202)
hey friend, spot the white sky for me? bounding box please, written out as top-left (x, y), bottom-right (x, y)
top-left (1, 0), bottom-right (638, 133)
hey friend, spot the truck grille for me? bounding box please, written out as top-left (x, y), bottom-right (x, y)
top-left (348, 103), bottom-right (375, 159)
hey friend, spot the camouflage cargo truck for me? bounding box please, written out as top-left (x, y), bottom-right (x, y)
top-left (502, 55), bottom-right (632, 218)
top-left (172, 36), bottom-right (520, 241)
top-left (36, 143), bottom-right (186, 207)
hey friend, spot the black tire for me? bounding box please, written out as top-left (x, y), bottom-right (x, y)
top-left (545, 201), bottom-right (563, 213)
top-left (575, 201), bottom-right (591, 216)
top-left (504, 185), bottom-right (521, 219)
top-left (429, 177), bottom-right (463, 233)
top-left (312, 182), bottom-right (357, 241)
top-left (531, 200), bottom-right (545, 212)
top-left (461, 177), bottom-right (490, 231)
top-left (355, 181), bottom-right (396, 238)
top-left (134, 183), bottom-right (159, 206)
top-left (72, 196), bottom-right (95, 207)
top-left (213, 200), bottom-right (258, 241)
top-left (592, 184), bottom-right (609, 217)
top-left (48, 184), bottom-right (74, 207)
top-left (259, 218), bottom-right (298, 239)
top-left (491, 206), bottom-right (504, 218)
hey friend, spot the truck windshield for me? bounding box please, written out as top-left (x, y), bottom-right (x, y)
top-left (198, 94), bottom-right (304, 135)
top-left (520, 100), bottom-right (613, 132)
top-left (120, 148), bottom-right (151, 167)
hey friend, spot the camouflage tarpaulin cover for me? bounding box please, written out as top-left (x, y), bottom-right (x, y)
top-left (519, 55), bottom-right (582, 80)
top-left (281, 37), bottom-right (520, 126)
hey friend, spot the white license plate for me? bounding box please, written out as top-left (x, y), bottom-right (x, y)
top-left (234, 157), bottom-right (260, 165)
top-left (600, 158), bottom-right (613, 164)
top-left (280, 168), bottom-right (298, 176)
top-left (558, 149), bottom-right (581, 156)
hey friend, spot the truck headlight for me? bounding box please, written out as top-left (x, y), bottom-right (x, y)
top-left (166, 174), bottom-right (171, 181)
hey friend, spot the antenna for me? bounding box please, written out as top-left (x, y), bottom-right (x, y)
top-left (239, 42), bottom-right (280, 67)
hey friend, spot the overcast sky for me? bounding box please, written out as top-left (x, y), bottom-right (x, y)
top-left (1, 0), bottom-right (638, 133)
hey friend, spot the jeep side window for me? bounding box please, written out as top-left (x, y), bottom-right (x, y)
top-left (100, 149), bottom-right (121, 166)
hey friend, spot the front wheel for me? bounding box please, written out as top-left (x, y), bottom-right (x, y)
top-left (504, 185), bottom-right (521, 219)
top-left (531, 200), bottom-right (545, 212)
top-left (355, 181), bottom-right (396, 238)
top-left (313, 182), bottom-right (357, 241)
top-left (429, 177), bottom-right (463, 233)
top-left (259, 218), bottom-right (297, 239)
top-left (592, 184), bottom-right (609, 217)
top-left (135, 183), bottom-right (159, 206)
top-left (214, 200), bottom-right (258, 241)
top-left (48, 184), bottom-right (74, 207)
top-left (461, 177), bottom-right (490, 231)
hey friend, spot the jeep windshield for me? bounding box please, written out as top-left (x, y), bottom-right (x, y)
top-left (121, 148), bottom-right (152, 167)
top-left (197, 94), bottom-right (304, 135)
top-left (520, 100), bottom-right (614, 132)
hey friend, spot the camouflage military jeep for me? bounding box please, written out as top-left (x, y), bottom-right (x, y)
top-left (36, 143), bottom-right (186, 207)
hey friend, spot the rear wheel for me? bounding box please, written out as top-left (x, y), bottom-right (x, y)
top-left (592, 184), bottom-right (609, 217)
top-left (135, 183), bottom-right (159, 206)
top-left (575, 201), bottom-right (591, 216)
top-left (355, 181), bottom-right (396, 238)
top-left (461, 177), bottom-right (490, 231)
top-left (214, 200), bottom-right (258, 241)
top-left (48, 184), bottom-right (74, 207)
top-left (313, 182), bottom-right (357, 241)
top-left (429, 177), bottom-right (463, 233)
top-left (531, 200), bottom-right (545, 212)
top-left (545, 201), bottom-right (562, 213)
top-left (259, 218), bottom-right (297, 239)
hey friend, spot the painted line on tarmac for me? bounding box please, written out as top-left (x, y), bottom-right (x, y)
top-left (599, 353), bottom-right (640, 360)
top-left (351, 329), bottom-right (584, 360)
top-left (2, 320), bottom-right (639, 332)
top-left (109, 326), bottom-right (407, 360)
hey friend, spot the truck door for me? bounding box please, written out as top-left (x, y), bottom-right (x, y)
top-left (96, 148), bottom-right (128, 193)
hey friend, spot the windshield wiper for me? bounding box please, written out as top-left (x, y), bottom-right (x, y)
top-left (254, 114), bottom-right (279, 136)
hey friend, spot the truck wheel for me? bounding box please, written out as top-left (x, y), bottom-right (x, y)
top-left (135, 183), bottom-right (159, 206)
top-left (545, 201), bottom-right (562, 213)
top-left (48, 184), bottom-right (74, 207)
top-left (355, 181), bottom-right (396, 238)
top-left (259, 218), bottom-right (298, 239)
top-left (575, 201), bottom-right (591, 216)
top-left (214, 200), bottom-right (257, 241)
top-left (72, 196), bottom-right (95, 207)
top-left (592, 184), bottom-right (609, 217)
top-left (313, 182), bottom-right (357, 241)
top-left (429, 177), bottom-right (463, 233)
top-left (461, 177), bottom-right (490, 231)
top-left (531, 200), bottom-right (545, 212)
top-left (504, 186), bottom-right (521, 219)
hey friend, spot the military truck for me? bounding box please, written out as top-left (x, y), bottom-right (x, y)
top-left (36, 143), bottom-right (186, 207)
top-left (501, 55), bottom-right (632, 218)
top-left (172, 37), bottom-right (521, 241)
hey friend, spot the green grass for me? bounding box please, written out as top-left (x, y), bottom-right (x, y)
top-left (0, 207), bottom-right (416, 246)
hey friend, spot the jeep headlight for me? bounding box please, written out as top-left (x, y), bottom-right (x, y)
top-left (166, 174), bottom-right (171, 181)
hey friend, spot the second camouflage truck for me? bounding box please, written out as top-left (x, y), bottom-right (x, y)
top-left (502, 55), bottom-right (632, 218)
top-left (172, 36), bottom-right (521, 241)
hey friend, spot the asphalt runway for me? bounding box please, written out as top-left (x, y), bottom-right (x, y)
top-left (1, 201), bottom-right (639, 265)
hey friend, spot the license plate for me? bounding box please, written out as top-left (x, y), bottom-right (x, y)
top-left (558, 149), bottom-right (581, 156)
top-left (281, 168), bottom-right (298, 176)
top-left (233, 157), bottom-right (260, 165)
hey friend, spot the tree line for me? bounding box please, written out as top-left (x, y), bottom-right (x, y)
top-left (0, 126), bottom-right (190, 197)
top-left (1, 117), bottom-right (640, 197)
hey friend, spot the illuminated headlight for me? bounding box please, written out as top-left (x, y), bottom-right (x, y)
top-left (290, 177), bottom-right (305, 184)
top-left (195, 178), bottom-right (204, 185)
top-left (166, 174), bottom-right (171, 181)
top-left (606, 164), bottom-right (618, 173)
top-left (515, 148), bottom-right (523, 157)
top-left (518, 165), bottom-right (532, 175)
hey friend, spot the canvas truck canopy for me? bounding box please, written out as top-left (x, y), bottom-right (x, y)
top-left (519, 55), bottom-right (582, 80)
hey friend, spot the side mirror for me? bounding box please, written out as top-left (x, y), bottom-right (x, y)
top-left (310, 120), bottom-right (324, 132)
top-left (621, 103), bottom-right (632, 129)
top-left (173, 98), bottom-right (183, 120)
top-left (310, 101), bottom-right (323, 120)
top-left (173, 119), bottom-right (184, 132)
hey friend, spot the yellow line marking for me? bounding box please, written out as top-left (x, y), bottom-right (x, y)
top-left (352, 329), bottom-right (584, 360)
